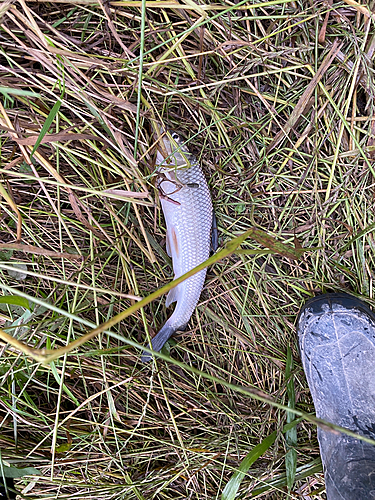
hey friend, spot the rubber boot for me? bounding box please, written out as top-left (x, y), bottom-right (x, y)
top-left (0, 478), bottom-right (16, 499)
top-left (297, 293), bottom-right (375, 499)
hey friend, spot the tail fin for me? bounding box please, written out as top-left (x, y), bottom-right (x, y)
top-left (141, 322), bottom-right (176, 362)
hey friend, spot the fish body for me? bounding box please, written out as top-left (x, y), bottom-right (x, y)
top-left (142, 131), bottom-right (213, 361)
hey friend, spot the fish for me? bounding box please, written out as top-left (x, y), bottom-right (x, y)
top-left (141, 131), bottom-right (214, 362)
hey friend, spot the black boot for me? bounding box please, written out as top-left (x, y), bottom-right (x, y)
top-left (0, 478), bottom-right (16, 499)
top-left (297, 293), bottom-right (375, 499)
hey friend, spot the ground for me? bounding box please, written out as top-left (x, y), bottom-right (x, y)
top-left (0, 0), bottom-right (374, 498)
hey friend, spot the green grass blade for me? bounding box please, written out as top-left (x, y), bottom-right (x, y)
top-left (2, 465), bottom-right (41, 478)
top-left (285, 448), bottom-right (297, 493)
top-left (285, 346), bottom-right (297, 491)
top-left (0, 87), bottom-right (41, 98)
top-left (221, 431), bottom-right (277, 500)
top-left (0, 295), bottom-right (30, 309)
top-left (251, 460), bottom-right (322, 497)
top-left (30, 100), bottom-right (61, 159)
top-left (49, 360), bottom-right (79, 406)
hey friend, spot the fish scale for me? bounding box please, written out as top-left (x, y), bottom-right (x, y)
top-left (141, 131), bottom-right (213, 362)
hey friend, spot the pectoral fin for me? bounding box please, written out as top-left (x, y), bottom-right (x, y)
top-left (170, 227), bottom-right (179, 256)
top-left (166, 286), bottom-right (178, 307)
top-left (166, 225), bottom-right (180, 258)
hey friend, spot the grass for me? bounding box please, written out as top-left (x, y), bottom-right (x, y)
top-left (0, 0), bottom-right (374, 498)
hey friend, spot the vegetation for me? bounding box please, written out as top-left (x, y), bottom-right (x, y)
top-left (0, 0), bottom-right (374, 497)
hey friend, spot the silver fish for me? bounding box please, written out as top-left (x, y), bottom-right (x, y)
top-left (142, 131), bottom-right (214, 361)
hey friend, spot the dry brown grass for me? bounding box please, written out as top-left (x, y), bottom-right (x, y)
top-left (0, 0), bottom-right (375, 498)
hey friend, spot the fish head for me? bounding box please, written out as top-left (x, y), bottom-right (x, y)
top-left (156, 130), bottom-right (194, 170)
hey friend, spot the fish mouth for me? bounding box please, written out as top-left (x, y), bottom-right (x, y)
top-left (155, 129), bottom-right (194, 169)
